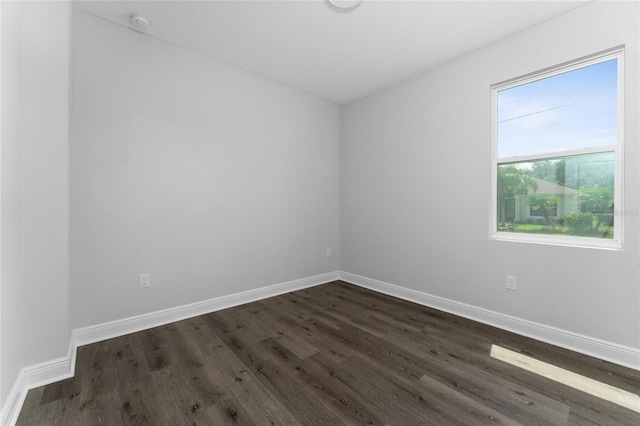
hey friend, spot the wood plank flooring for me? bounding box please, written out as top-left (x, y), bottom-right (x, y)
top-left (17, 281), bottom-right (640, 425)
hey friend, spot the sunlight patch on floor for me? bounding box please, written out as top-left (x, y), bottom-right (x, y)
top-left (490, 344), bottom-right (640, 413)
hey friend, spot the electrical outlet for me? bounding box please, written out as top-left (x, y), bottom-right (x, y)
top-left (139, 273), bottom-right (151, 289)
top-left (326, 248), bottom-right (332, 257)
top-left (505, 275), bottom-right (517, 291)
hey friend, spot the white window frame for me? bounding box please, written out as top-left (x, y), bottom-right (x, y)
top-left (490, 48), bottom-right (624, 250)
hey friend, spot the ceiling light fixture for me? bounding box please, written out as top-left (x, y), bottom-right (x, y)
top-left (129, 13), bottom-right (150, 32)
top-left (327, 0), bottom-right (363, 11)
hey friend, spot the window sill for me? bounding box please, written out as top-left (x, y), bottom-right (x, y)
top-left (490, 232), bottom-right (622, 251)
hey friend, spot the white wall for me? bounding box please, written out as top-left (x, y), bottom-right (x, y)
top-left (0, 0), bottom-right (24, 408)
top-left (341, 1), bottom-right (639, 349)
top-left (70, 10), bottom-right (341, 329)
top-left (1, 0), bottom-right (71, 409)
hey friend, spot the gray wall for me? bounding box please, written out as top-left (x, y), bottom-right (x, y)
top-left (341, 1), bottom-right (639, 349)
top-left (70, 10), bottom-right (341, 329)
top-left (1, 0), bottom-right (71, 407)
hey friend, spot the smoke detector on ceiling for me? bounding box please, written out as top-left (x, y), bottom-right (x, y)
top-left (130, 13), bottom-right (150, 32)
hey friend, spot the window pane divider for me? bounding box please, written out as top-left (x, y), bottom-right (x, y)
top-left (496, 146), bottom-right (619, 164)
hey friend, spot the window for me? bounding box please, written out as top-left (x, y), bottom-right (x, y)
top-left (491, 49), bottom-right (623, 249)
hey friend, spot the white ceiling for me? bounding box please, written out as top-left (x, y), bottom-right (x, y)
top-left (74, 0), bottom-right (590, 104)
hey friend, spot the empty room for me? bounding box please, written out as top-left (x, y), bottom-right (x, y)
top-left (1, 0), bottom-right (639, 424)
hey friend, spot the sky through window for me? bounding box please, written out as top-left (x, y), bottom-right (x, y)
top-left (497, 59), bottom-right (617, 158)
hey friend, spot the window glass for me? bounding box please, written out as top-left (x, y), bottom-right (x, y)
top-left (497, 59), bottom-right (617, 158)
top-left (497, 152), bottom-right (615, 239)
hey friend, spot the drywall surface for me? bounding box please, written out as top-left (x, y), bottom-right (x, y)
top-left (71, 10), bottom-right (340, 329)
top-left (341, 1), bottom-right (640, 349)
top-left (1, 0), bottom-right (71, 407)
top-left (0, 0), bottom-right (24, 408)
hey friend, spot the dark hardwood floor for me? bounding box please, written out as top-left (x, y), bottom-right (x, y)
top-left (17, 281), bottom-right (640, 425)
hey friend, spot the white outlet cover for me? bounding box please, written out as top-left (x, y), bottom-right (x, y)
top-left (506, 275), bottom-right (517, 290)
top-left (139, 273), bottom-right (151, 288)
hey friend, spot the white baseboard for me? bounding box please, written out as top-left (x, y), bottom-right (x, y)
top-left (1, 347), bottom-right (78, 426)
top-left (72, 271), bottom-right (339, 348)
top-left (339, 271), bottom-right (640, 371)
top-left (1, 372), bottom-right (25, 426)
top-left (0, 271), bottom-right (339, 426)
